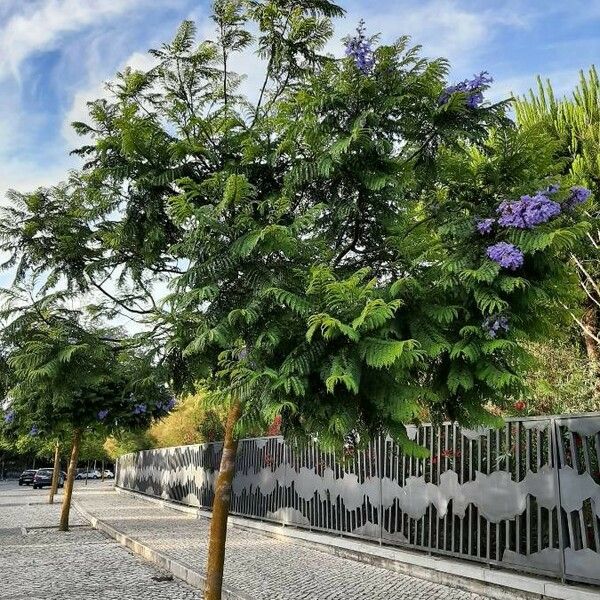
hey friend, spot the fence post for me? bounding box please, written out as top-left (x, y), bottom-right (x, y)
top-left (378, 434), bottom-right (384, 546)
top-left (550, 417), bottom-right (567, 583)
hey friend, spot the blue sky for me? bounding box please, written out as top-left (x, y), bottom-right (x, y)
top-left (1, 0), bottom-right (600, 201)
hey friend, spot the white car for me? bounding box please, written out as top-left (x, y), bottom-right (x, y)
top-left (75, 470), bottom-right (101, 480)
top-left (102, 470), bottom-right (114, 479)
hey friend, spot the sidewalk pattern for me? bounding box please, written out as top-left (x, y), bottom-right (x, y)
top-left (74, 486), bottom-right (494, 600)
top-left (0, 482), bottom-right (196, 600)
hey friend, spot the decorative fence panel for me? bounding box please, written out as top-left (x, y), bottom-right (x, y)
top-left (115, 413), bottom-right (600, 585)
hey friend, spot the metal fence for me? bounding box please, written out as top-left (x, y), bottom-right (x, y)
top-left (116, 413), bottom-right (600, 585)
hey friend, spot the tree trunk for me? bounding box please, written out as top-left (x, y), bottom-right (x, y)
top-left (101, 459), bottom-right (105, 482)
top-left (48, 441), bottom-right (61, 504)
top-left (85, 459), bottom-right (90, 485)
top-left (59, 429), bottom-right (82, 532)
top-left (203, 400), bottom-right (241, 600)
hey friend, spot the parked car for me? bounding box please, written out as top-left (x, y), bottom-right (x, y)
top-left (102, 470), bottom-right (114, 479)
top-left (75, 469), bottom-right (101, 480)
top-left (18, 469), bottom-right (37, 486)
top-left (32, 468), bottom-right (65, 489)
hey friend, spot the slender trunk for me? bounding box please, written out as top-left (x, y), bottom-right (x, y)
top-left (59, 429), bottom-right (82, 532)
top-left (48, 442), bottom-right (61, 504)
top-left (85, 459), bottom-right (89, 486)
top-left (203, 400), bottom-right (241, 600)
top-left (101, 459), bottom-right (105, 482)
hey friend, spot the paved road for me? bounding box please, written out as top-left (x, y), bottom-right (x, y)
top-left (74, 485), bottom-right (495, 600)
top-left (0, 480), bottom-right (196, 600)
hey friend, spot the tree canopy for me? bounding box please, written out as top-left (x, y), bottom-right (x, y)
top-left (0, 290), bottom-right (173, 443)
top-left (0, 1), bottom-right (593, 458)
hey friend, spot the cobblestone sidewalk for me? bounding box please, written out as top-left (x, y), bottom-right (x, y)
top-left (0, 481), bottom-right (197, 600)
top-left (74, 485), bottom-right (495, 600)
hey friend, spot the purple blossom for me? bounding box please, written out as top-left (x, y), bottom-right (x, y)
top-left (132, 403), bottom-right (147, 415)
top-left (97, 409), bottom-right (109, 421)
top-left (546, 183), bottom-right (560, 195)
top-left (3, 410), bottom-right (14, 424)
top-left (476, 218), bottom-right (495, 235)
top-left (565, 185), bottom-right (591, 209)
top-left (523, 194), bottom-right (561, 226)
top-left (487, 242), bottom-right (524, 270)
top-left (439, 71), bottom-right (493, 108)
top-left (482, 315), bottom-right (509, 338)
top-left (497, 193), bottom-right (561, 229)
top-left (345, 20), bottom-right (375, 75)
top-left (29, 425), bottom-right (39, 437)
top-left (156, 397), bottom-right (176, 414)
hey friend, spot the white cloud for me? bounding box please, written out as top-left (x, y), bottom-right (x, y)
top-left (339, 0), bottom-right (531, 73)
top-left (0, 156), bottom-right (74, 194)
top-left (489, 69), bottom-right (580, 104)
top-left (0, 0), bottom-right (142, 79)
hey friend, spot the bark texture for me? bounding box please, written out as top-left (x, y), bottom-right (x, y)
top-left (59, 429), bottom-right (82, 531)
top-left (203, 400), bottom-right (241, 600)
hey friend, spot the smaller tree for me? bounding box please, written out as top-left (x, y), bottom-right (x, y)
top-left (103, 429), bottom-right (156, 460)
top-left (149, 391), bottom-right (225, 447)
top-left (0, 290), bottom-right (174, 530)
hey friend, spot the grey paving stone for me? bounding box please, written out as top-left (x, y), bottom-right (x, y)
top-left (0, 480), bottom-right (197, 600)
top-left (73, 483), bottom-right (499, 600)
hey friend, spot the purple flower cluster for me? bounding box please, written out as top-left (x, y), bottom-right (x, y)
top-left (439, 71), bottom-right (493, 108)
top-left (97, 409), bottom-right (109, 421)
top-left (486, 242), bottom-right (524, 270)
top-left (482, 315), bottom-right (509, 338)
top-left (132, 403), bottom-right (147, 415)
top-left (565, 185), bottom-right (592, 209)
top-left (497, 193), bottom-right (561, 229)
top-left (345, 20), bottom-right (375, 74)
top-left (476, 218), bottom-right (495, 235)
top-left (156, 397), bottom-right (176, 414)
top-left (3, 410), bottom-right (14, 424)
top-left (29, 425), bottom-right (39, 437)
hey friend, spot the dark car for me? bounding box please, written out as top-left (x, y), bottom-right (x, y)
top-left (32, 468), bottom-right (65, 489)
top-left (18, 469), bottom-right (38, 486)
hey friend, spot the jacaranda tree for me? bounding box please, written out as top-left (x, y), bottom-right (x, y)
top-left (0, 2), bottom-right (592, 598)
top-left (0, 290), bottom-right (174, 530)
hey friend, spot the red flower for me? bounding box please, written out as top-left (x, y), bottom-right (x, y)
top-left (267, 415), bottom-right (282, 436)
top-left (514, 400), bottom-right (525, 411)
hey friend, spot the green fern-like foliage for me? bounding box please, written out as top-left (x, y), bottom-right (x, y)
top-left (0, 289), bottom-right (171, 442)
top-left (514, 68), bottom-right (600, 371)
top-left (0, 1), bottom-right (591, 456)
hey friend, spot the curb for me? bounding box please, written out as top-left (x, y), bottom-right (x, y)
top-left (114, 487), bottom-right (600, 600)
top-left (72, 499), bottom-right (252, 600)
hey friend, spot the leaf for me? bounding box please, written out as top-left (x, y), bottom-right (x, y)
top-left (324, 353), bottom-right (360, 394)
top-left (359, 338), bottom-right (420, 369)
top-left (447, 362), bottom-right (474, 393)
